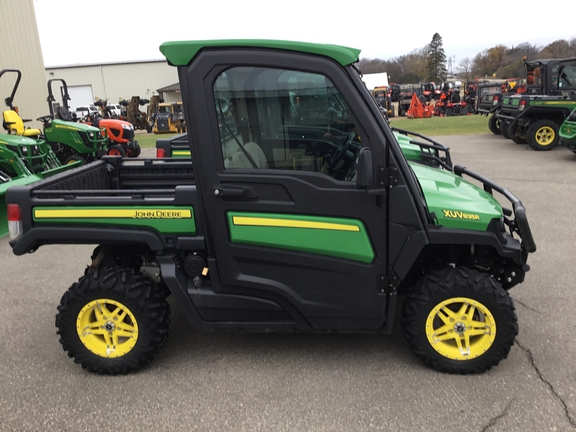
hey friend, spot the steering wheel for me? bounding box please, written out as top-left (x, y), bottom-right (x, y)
top-left (36, 115), bottom-right (54, 126)
top-left (329, 131), bottom-right (356, 169)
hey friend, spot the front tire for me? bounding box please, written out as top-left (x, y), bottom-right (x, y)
top-left (107, 145), bottom-right (126, 157)
top-left (527, 119), bottom-right (559, 150)
top-left (401, 267), bottom-right (518, 374)
top-left (56, 267), bottom-right (170, 374)
top-left (64, 155), bottom-right (86, 165)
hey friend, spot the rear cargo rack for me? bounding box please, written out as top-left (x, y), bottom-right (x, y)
top-left (454, 165), bottom-right (536, 253)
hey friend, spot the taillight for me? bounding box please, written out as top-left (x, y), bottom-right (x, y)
top-left (493, 95), bottom-right (500, 105)
top-left (519, 99), bottom-right (527, 111)
top-left (156, 148), bottom-right (166, 158)
top-left (7, 203), bottom-right (22, 241)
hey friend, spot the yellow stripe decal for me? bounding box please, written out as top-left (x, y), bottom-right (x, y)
top-left (54, 124), bottom-right (80, 131)
top-left (173, 150), bottom-right (191, 156)
top-left (232, 216), bottom-right (360, 232)
top-left (34, 209), bottom-right (192, 219)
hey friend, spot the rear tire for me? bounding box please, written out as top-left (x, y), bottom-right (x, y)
top-left (56, 267), bottom-right (170, 375)
top-left (128, 142), bottom-right (141, 158)
top-left (500, 119), bottom-right (511, 139)
top-left (488, 115), bottom-right (501, 135)
top-left (509, 121), bottom-right (527, 144)
top-left (401, 267), bottom-right (518, 374)
top-left (527, 119), bottom-right (559, 151)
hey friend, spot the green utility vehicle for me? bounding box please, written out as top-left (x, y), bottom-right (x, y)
top-left (7, 39), bottom-right (536, 375)
top-left (559, 107), bottom-right (576, 154)
top-left (497, 58), bottom-right (576, 149)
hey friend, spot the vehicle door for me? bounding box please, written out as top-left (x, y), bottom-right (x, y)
top-left (185, 49), bottom-right (396, 330)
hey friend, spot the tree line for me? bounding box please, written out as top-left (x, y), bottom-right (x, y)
top-left (358, 34), bottom-right (576, 84)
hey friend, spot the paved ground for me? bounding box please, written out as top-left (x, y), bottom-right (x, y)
top-left (1, 134), bottom-right (575, 431)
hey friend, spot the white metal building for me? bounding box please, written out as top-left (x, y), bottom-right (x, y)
top-left (1, 0), bottom-right (52, 130)
top-left (45, 60), bottom-right (181, 112)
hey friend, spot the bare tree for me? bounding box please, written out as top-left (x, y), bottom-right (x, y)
top-left (457, 57), bottom-right (473, 81)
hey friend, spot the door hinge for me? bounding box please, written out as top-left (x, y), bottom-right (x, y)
top-left (378, 274), bottom-right (399, 295)
top-left (376, 166), bottom-right (398, 188)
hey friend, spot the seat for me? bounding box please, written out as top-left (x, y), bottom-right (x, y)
top-left (222, 138), bottom-right (268, 169)
top-left (56, 106), bottom-right (74, 122)
top-left (3, 110), bottom-right (41, 137)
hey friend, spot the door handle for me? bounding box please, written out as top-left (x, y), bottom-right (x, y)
top-left (214, 185), bottom-right (257, 199)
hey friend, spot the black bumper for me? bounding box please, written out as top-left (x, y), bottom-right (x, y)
top-left (454, 165), bottom-right (536, 253)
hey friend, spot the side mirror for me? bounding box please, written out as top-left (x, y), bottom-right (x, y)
top-left (356, 147), bottom-right (373, 189)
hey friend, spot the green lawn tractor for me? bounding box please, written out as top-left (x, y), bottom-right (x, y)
top-left (0, 133), bottom-right (77, 236)
top-left (39, 78), bottom-right (109, 164)
top-left (1, 69), bottom-right (108, 165)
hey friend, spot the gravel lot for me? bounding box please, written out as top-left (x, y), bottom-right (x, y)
top-left (1, 134), bottom-right (575, 431)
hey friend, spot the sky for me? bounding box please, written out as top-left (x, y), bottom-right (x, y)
top-left (33, 0), bottom-right (576, 69)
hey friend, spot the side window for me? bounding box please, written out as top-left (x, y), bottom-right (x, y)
top-left (558, 65), bottom-right (576, 90)
top-left (213, 67), bottom-right (365, 181)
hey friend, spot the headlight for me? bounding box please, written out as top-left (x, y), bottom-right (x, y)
top-left (122, 124), bottom-right (134, 130)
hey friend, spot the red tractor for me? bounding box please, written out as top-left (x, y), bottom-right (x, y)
top-left (81, 112), bottom-right (141, 157)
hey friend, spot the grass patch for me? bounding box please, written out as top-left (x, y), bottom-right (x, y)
top-left (134, 114), bottom-right (491, 148)
top-left (390, 114), bottom-right (490, 136)
top-left (136, 132), bottom-right (179, 148)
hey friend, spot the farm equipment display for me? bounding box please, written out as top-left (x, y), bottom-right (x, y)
top-left (1, 69), bottom-right (107, 165)
top-left (497, 58), bottom-right (576, 149)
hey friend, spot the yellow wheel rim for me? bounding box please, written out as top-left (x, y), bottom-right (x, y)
top-left (76, 298), bottom-right (139, 358)
top-left (535, 126), bottom-right (555, 146)
top-left (426, 297), bottom-right (496, 361)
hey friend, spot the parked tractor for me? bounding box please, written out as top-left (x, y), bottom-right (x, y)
top-left (153, 102), bottom-right (187, 134)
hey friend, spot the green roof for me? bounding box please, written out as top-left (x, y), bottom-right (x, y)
top-left (159, 39), bottom-right (361, 67)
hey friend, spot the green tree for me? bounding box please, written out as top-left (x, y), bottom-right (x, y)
top-left (426, 33), bottom-right (447, 82)
top-left (486, 45), bottom-right (508, 75)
